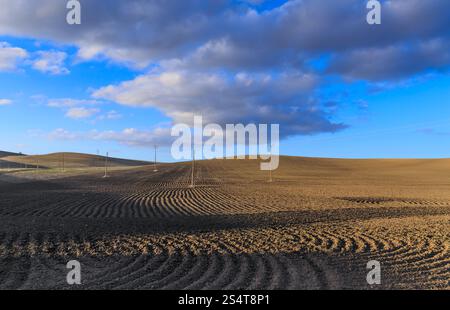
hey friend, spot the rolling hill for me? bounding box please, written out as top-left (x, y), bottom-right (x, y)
top-left (0, 152), bottom-right (150, 169)
top-left (0, 151), bottom-right (25, 158)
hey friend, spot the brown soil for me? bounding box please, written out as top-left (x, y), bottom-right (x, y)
top-left (0, 156), bottom-right (449, 289)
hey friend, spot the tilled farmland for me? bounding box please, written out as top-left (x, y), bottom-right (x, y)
top-left (0, 157), bottom-right (449, 289)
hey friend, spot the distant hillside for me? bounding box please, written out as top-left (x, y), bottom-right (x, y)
top-left (198, 156), bottom-right (450, 183)
top-left (1, 152), bottom-right (150, 169)
top-left (0, 151), bottom-right (25, 158)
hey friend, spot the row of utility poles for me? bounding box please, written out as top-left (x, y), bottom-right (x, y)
top-left (14, 144), bottom-right (273, 185)
top-left (26, 148), bottom-right (157, 178)
top-left (103, 145), bottom-right (160, 178)
top-left (58, 151), bottom-right (109, 177)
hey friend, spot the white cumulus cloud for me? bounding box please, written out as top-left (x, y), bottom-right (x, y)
top-left (65, 107), bottom-right (100, 119)
top-left (0, 98), bottom-right (12, 105)
top-left (0, 42), bottom-right (27, 71)
top-left (32, 51), bottom-right (69, 75)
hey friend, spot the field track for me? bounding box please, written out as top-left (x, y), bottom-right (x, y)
top-left (0, 157), bottom-right (449, 289)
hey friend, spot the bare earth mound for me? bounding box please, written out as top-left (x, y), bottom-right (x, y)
top-left (0, 152), bottom-right (151, 182)
top-left (0, 151), bottom-right (25, 158)
top-left (2, 152), bottom-right (149, 168)
top-left (0, 156), bottom-right (449, 289)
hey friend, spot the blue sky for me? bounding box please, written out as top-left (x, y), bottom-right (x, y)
top-left (0, 0), bottom-right (450, 161)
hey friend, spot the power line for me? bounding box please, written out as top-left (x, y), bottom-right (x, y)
top-left (103, 152), bottom-right (109, 178)
top-left (61, 153), bottom-right (65, 173)
top-left (268, 146), bottom-right (273, 183)
top-left (190, 148), bottom-right (195, 188)
top-left (153, 145), bottom-right (158, 172)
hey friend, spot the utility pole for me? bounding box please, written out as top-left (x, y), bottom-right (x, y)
top-left (36, 159), bottom-right (39, 173)
top-left (190, 148), bottom-right (195, 188)
top-left (103, 152), bottom-right (109, 178)
top-left (96, 149), bottom-right (100, 168)
top-left (268, 145), bottom-right (273, 183)
top-left (62, 153), bottom-right (65, 173)
top-left (153, 145), bottom-right (158, 172)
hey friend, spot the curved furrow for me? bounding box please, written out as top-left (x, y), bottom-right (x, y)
top-left (192, 190), bottom-right (238, 215)
top-left (379, 239), bottom-right (449, 274)
top-left (377, 239), bottom-right (433, 267)
top-left (223, 254), bottom-right (255, 290)
top-left (81, 255), bottom-right (144, 289)
top-left (184, 253), bottom-right (224, 290)
top-left (164, 198), bottom-right (191, 217)
top-left (68, 195), bottom-right (101, 218)
top-left (8, 194), bottom-right (66, 217)
top-left (160, 255), bottom-right (210, 289)
top-left (113, 252), bottom-right (178, 289)
top-left (48, 194), bottom-right (96, 218)
top-left (53, 195), bottom-right (94, 218)
top-left (373, 238), bottom-right (412, 261)
top-left (174, 193), bottom-right (207, 216)
top-left (163, 198), bottom-right (180, 218)
top-left (301, 256), bottom-right (330, 289)
top-left (359, 232), bottom-right (399, 253)
top-left (24, 194), bottom-right (67, 217)
top-left (0, 256), bottom-right (32, 289)
top-left (264, 254), bottom-right (287, 290)
top-left (202, 254), bottom-right (238, 289)
top-left (246, 254), bottom-right (272, 290)
top-left (0, 233), bottom-right (32, 289)
top-left (150, 197), bottom-right (166, 219)
top-left (129, 196), bottom-right (141, 218)
top-left (31, 256), bottom-right (67, 289)
top-left (92, 255), bottom-right (153, 289)
top-left (55, 194), bottom-right (97, 218)
top-left (112, 194), bottom-right (136, 219)
top-left (144, 253), bottom-right (198, 289)
top-left (85, 194), bottom-right (118, 218)
top-left (274, 254), bottom-right (301, 290)
top-left (137, 196), bottom-right (152, 218)
top-left (122, 194), bottom-right (139, 218)
top-left (156, 197), bottom-right (175, 218)
top-left (144, 196), bottom-right (159, 218)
